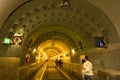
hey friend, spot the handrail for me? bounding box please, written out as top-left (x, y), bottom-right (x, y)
top-left (32, 62), bottom-right (47, 80)
top-left (7, 62), bottom-right (45, 80)
top-left (57, 67), bottom-right (73, 80)
top-left (94, 67), bottom-right (120, 76)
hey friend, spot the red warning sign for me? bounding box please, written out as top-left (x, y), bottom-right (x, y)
top-left (12, 36), bottom-right (22, 45)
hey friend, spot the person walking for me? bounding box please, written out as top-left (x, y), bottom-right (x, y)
top-left (82, 55), bottom-right (93, 80)
top-left (58, 59), bottom-right (62, 68)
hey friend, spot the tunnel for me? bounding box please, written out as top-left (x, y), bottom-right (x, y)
top-left (0, 0), bottom-right (120, 80)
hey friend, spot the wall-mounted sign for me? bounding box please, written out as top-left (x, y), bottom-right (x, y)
top-left (94, 37), bottom-right (105, 48)
top-left (2, 38), bottom-right (11, 44)
top-left (11, 36), bottom-right (22, 45)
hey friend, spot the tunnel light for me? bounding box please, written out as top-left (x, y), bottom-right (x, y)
top-left (33, 48), bottom-right (36, 53)
top-left (38, 54), bottom-right (41, 58)
top-left (71, 49), bottom-right (75, 53)
top-left (63, 54), bottom-right (66, 57)
top-left (71, 49), bottom-right (76, 55)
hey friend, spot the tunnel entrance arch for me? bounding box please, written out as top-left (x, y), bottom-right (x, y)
top-left (29, 30), bottom-right (84, 63)
top-left (35, 39), bottom-right (71, 62)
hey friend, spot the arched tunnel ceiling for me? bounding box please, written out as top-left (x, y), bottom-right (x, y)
top-left (28, 26), bottom-right (86, 49)
top-left (0, 0), bottom-right (120, 58)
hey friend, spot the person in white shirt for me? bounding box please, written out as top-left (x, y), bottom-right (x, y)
top-left (82, 55), bottom-right (93, 80)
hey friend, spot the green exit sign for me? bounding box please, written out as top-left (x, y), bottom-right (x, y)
top-left (3, 38), bottom-right (11, 44)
